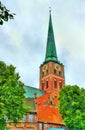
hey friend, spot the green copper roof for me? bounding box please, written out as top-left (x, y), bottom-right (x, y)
top-left (24, 85), bottom-right (45, 98)
top-left (44, 11), bottom-right (60, 64)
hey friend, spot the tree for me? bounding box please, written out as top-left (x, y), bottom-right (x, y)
top-left (58, 85), bottom-right (85, 130)
top-left (0, 61), bottom-right (28, 130)
top-left (0, 1), bottom-right (15, 25)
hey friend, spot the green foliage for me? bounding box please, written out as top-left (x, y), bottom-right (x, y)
top-left (0, 61), bottom-right (28, 130)
top-left (58, 85), bottom-right (85, 130)
top-left (0, 1), bottom-right (15, 25)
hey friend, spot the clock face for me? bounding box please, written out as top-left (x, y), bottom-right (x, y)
top-left (54, 65), bottom-right (61, 71)
top-left (42, 65), bottom-right (48, 72)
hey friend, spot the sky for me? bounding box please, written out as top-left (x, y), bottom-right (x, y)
top-left (0, 0), bottom-right (85, 88)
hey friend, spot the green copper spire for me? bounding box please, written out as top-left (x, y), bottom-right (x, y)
top-left (44, 9), bottom-right (60, 64)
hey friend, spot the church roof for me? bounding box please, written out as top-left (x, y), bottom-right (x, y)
top-left (43, 11), bottom-right (60, 65)
top-left (24, 85), bottom-right (45, 98)
top-left (37, 105), bottom-right (63, 124)
top-left (36, 91), bottom-right (64, 124)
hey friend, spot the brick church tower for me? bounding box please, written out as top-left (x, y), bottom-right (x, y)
top-left (40, 10), bottom-right (65, 93)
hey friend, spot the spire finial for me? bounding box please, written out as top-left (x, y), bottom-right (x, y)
top-left (49, 7), bottom-right (51, 14)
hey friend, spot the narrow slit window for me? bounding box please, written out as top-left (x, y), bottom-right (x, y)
top-left (54, 69), bottom-right (56, 74)
top-left (59, 71), bottom-right (62, 76)
top-left (59, 81), bottom-right (62, 89)
top-left (42, 82), bottom-right (44, 90)
top-left (46, 80), bottom-right (48, 88)
top-left (46, 69), bottom-right (48, 74)
top-left (54, 80), bottom-right (57, 88)
top-left (42, 72), bottom-right (44, 77)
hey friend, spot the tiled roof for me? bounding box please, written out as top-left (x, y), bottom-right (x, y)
top-left (24, 85), bottom-right (45, 98)
top-left (36, 91), bottom-right (64, 124)
top-left (38, 106), bottom-right (63, 124)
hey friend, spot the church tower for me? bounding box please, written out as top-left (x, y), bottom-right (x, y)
top-left (39, 10), bottom-right (65, 93)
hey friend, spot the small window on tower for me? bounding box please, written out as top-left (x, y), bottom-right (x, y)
top-left (42, 82), bottom-right (44, 90)
top-left (46, 69), bottom-right (48, 75)
top-left (54, 80), bottom-right (57, 88)
top-left (59, 81), bottom-right (62, 89)
top-left (46, 80), bottom-right (48, 88)
top-left (54, 69), bottom-right (57, 74)
top-left (42, 72), bottom-right (44, 77)
top-left (59, 71), bottom-right (62, 76)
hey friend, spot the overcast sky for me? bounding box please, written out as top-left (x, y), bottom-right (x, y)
top-left (0, 0), bottom-right (85, 88)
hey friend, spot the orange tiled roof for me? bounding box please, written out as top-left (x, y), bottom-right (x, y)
top-left (38, 105), bottom-right (63, 124)
top-left (36, 93), bottom-right (49, 105)
top-left (36, 91), bottom-right (64, 124)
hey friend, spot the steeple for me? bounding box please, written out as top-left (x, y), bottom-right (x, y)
top-left (39, 10), bottom-right (65, 93)
top-left (44, 9), bottom-right (60, 64)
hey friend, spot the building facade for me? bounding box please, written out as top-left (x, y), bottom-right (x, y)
top-left (7, 11), bottom-right (65, 130)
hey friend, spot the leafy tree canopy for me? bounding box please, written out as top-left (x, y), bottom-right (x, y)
top-left (0, 61), bottom-right (28, 130)
top-left (0, 1), bottom-right (15, 25)
top-left (58, 85), bottom-right (85, 130)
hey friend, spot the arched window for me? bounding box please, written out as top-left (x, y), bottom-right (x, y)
top-left (59, 81), bottom-right (62, 89)
top-left (46, 80), bottom-right (48, 88)
top-left (54, 80), bottom-right (57, 88)
top-left (59, 71), bottom-right (62, 76)
top-left (42, 72), bottom-right (44, 77)
top-left (46, 69), bottom-right (48, 75)
top-left (54, 69), bottom-right (56, 74)
top-left (42, 82), bottom-right (44, 90)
